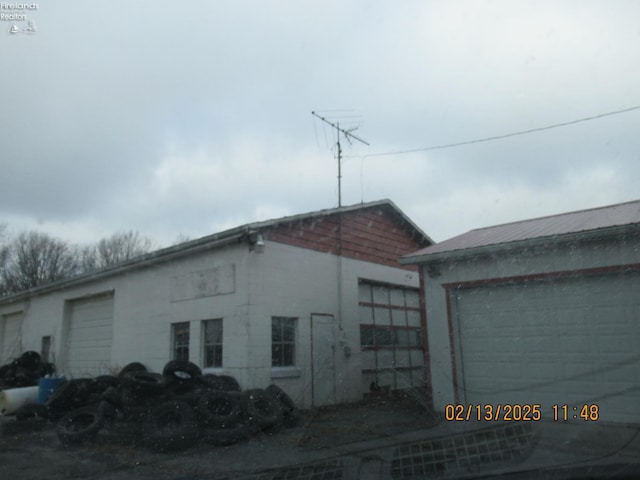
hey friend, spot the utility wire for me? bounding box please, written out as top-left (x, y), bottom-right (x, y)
top-left (350, 104), bottom-right (640, 158)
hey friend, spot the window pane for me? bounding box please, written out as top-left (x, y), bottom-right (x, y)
top-left (360, 325), bottom-right (374, 347)
top-left (375, 326), bottom-right (393, 346)
top-left (374, 307), bottom-right (390, 325)
top-left (283, 344), bottom-right (295, 366)
top-left (389, 288), bottom-right (405, 307)
top-left (272, 319), bottom-right (282, 342)
top-left (214, 345), bottom-right (223, 368)
top-left (172, 322), bottom-right (190, 361)
top-left (406, 290), bottom-right (420, 308)
top-left (272, 344), bottom-right (282, 366)
top-left (372, 285), bottom-right (389, 304)
top-left (395, 328), bottom-right (410, 346)
top-left (282, 321), bottom-right (295, 342)
top-left (202, 319), bottom-right (223, 368)
top-left (391, 309), bottom-right (406, 326)
top-left (358, 282), bottom-right (371, 303)
top-left (204, 319), bottom-right (222, 344)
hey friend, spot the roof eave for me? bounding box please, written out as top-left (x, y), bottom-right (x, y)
top-left (0, 231), bottom-right (246, 306)
top-left (400, 223), bottom-right (640, 266)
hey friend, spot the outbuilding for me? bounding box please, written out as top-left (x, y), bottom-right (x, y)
top-left (401, 199), bottom-right (640, 423)
top-left (0, 199), bottom-right (432, 408)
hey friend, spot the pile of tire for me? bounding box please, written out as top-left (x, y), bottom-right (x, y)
top-left (55, 360), bottom-right (301, 452)
top-left (0, 351), bottom-right (55, 389)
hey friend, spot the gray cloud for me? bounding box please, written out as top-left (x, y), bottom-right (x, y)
top-left (1, 0), bottom-right (639, 246)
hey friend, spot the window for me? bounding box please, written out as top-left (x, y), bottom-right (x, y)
top-left (171, 322), bottom-right (190, 361)
top-left (202, 319), bottom-right (223, 368)
top-left (41, 336), bottom-right (51, 363)
top-left (272, 317), bottom-right (296, 367)
top-left (359, 325), bottom-right (421, 348)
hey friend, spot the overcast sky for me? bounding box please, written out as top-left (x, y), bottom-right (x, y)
top-left (1, 1), bottom-right (639, 248)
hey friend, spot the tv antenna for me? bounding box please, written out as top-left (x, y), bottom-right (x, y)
top-left (311, 111), bottom-right (369, 207)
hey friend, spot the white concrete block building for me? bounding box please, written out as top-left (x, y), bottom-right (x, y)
top-left (0, 200), bottom-right (433, 408)
top-left (401, 199), bottom-right (640, 423)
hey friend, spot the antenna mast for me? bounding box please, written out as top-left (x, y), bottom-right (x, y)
top-left (311, 111), bottom-right (369, 207)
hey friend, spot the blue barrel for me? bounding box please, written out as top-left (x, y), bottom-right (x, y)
top-left (37, 377), bottom-right (65, 405)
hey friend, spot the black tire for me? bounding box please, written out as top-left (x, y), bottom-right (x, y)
top-left (46, 379), bottom-right (94, 415)
top-left (118, 362), bottom-right (147, 379)
top-left (45, 380), bottom-right (72, 409)
top-left (265, 384), bottom-right (300, 428)
top-left (142, 400), bottom-right (197, 452)
top-left (197, 391), bottom-right (243, 428)
top-left (120, 388), bottom-right (159, 409)
top-left (202, 423), bottom-right (250, 446)
top-left (98, 400), bottom-right (118, 420)
top-left (56, 406), bottom-right (103, 446)
top-left (162, 360), bottom-right (202, 383)
top-left (197, 373), bottom-right (224, 390)
top-left (165, 382), bottom-right (201, 408)
top-left (14, 403), bottom-right (48, 421)
top-left (103, 410), bottom-right (143, 443)
top-left (101, 386), bottom-right (124, 409)
top-left (242, 389), bottom-right (283, 432)
top-left (265, 384), bottom-right (296, 413)
top-left (122, 372), bottom-right (166, 395)
top-left (93, 375), bottom-right (120, 390)
top-left (14, 366), bottom-right (40, 387)
top-left (218, 375), bottom-right (241, 392)
top-left (17, 351), bottom-right (41, 370)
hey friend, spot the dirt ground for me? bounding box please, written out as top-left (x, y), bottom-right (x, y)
top-left (0, 390), bottom-right (437, 480)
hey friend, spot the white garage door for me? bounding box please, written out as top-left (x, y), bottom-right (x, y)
top-left (0, 312), bottom-right (23, 364)
top-left (452, 271), bottom-right (640, 423)
top-left (66, 293), bottom-right (114, 376)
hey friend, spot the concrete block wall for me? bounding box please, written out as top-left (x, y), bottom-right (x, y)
top-left (0, 237), bottom-right (422, 409)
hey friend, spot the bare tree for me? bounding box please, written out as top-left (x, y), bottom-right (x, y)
top-left (82, 230), bottom-right (154, 270)
top-left (0, 224), bottom-right (9, 295)
top-left (0, 231), bottom-right (78, 294)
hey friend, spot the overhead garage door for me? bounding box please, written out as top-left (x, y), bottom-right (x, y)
top-left (0, 312), bottom-right (23, 364)
top-left (451, 271), bottom-right (640, 423)
top-left (66, 293), bottom-right (114, 376)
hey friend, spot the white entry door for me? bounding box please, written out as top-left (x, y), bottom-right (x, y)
top-left (311, 313), bottom-right (337, 407)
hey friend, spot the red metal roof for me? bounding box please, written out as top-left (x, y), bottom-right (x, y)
top-left (402, 199), bottom-right (640, 262)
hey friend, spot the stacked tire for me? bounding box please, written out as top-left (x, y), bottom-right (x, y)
top-left (0, 351), bottom-right (55, 389)
top-left (55, 359), bottom-right (301, 451)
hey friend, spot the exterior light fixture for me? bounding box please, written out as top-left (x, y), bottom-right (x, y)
top-left (254, 234), bottom-right (265, 253)
top-left (248, 231), bottom-right (266, 253)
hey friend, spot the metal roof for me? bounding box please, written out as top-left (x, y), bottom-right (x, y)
top-left (402, 199), bottom-right (640, 264)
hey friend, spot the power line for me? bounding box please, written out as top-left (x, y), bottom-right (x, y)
top-left (351, 104), bottom-right (640, 158)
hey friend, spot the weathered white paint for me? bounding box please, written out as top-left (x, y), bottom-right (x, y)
top-left (0, 239), bottom-right (420, 408)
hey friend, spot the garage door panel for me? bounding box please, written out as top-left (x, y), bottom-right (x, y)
top-left (454, 272), bottom-right (640, 423)
top-left (1, 313), bottom-right (23, 363)
top-left (67, 294), bottom-right (114, 376)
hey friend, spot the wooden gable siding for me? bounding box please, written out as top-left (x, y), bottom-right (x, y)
top-left (264, 206), bottom-right (426, 271)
